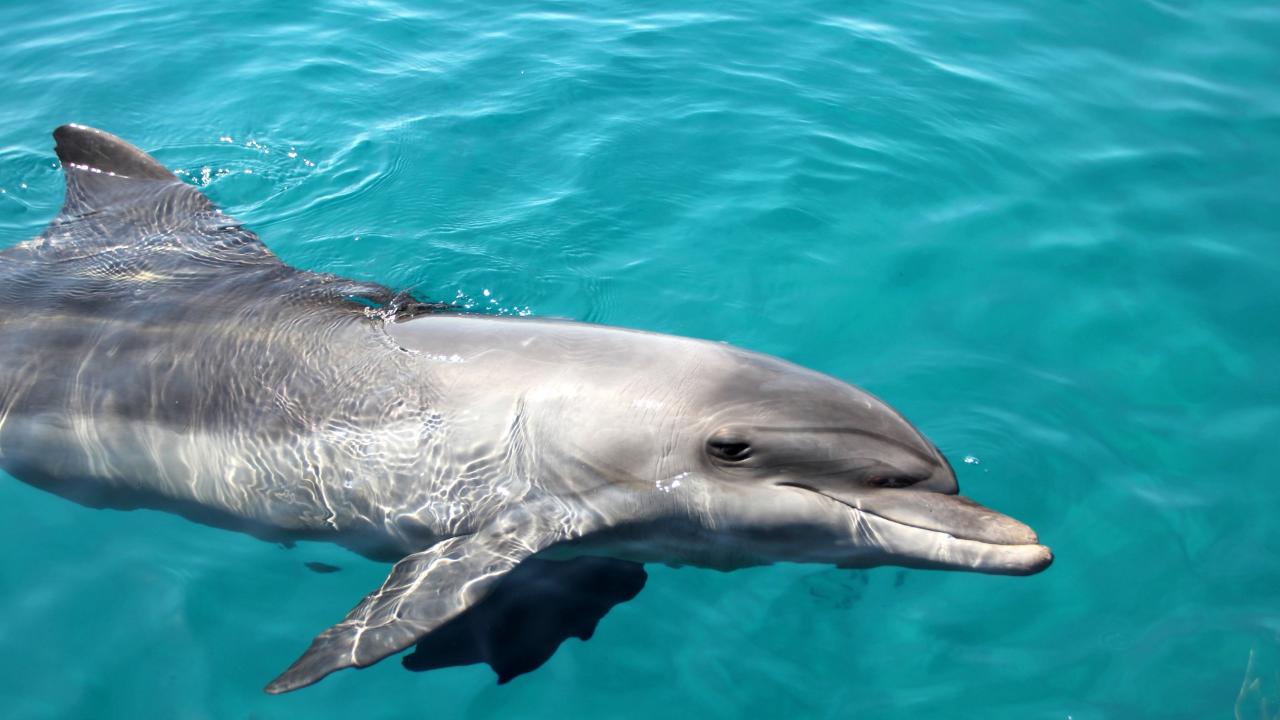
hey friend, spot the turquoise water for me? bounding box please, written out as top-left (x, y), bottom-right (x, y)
top-left (1, 0), bottom-right (1278, 716)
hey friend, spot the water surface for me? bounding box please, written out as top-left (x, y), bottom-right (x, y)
top-left (1, 1), bottom-right (1278, 717)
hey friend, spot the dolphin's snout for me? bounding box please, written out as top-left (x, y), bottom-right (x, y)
top-left (1026, 544), bottom-right (1055, 573)
top-left (867, 502), bottom-right (1053, 577)
top-left (793, 481), bottom-right (1052, 575)
top-left (928, 493), bottom-right (1041, 546)
top-left (818, 486), bottom-right (1042, 546)
top-left (872, 438), bottom-right (1039, 547)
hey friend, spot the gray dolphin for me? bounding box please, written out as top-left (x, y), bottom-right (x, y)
top-left (0, 125), bottom-right (1052, 693)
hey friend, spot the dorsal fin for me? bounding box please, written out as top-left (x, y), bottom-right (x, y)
top-left (25, 125), bottom-right (419, 314)
top-left (54, 124), bottom-right (178, 182)
top-left (32, 123), bottom-right (286, 272)
top-left (50, 123), bottom-right (213, 223)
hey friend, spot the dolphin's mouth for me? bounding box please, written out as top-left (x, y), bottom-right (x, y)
top-left (779, 483), bottom-right (1054, 576)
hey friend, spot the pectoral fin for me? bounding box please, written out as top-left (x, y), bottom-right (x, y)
top-left (265, 510), bottom-right (561, 694)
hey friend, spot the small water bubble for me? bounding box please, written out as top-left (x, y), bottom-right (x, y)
top-left (219, 135), bottom-right (233, 143)
top-left (963, 455), bottom-right (981, 465)
top-left (20, 183), bottom-right (27, 189)
top-left (482, 288), bottom-right (491, 297)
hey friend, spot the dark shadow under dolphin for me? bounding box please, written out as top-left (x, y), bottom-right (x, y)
top-left (402, 557), bottom-right (648, 683)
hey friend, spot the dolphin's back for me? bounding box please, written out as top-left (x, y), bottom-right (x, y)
top-left (0, 125), bottom-right (406, 316)
top-left (0, 126), bottom-right (439, 542)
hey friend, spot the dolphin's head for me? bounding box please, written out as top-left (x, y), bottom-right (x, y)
top-left (639, 346), bottom-right (1053, 577)
top-left (386, 315), bottom-right (1050, 577)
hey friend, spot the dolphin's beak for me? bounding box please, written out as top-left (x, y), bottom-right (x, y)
top-left (851, 489), bottom-right (1042, 546)
top-left (798, 486), bottom-right (1054, 576)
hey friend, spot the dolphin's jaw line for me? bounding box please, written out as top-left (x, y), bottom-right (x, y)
top-left (776, 481), bottom-right (1037, 545)
top-left (775, 482), bottom-right (1054, 575)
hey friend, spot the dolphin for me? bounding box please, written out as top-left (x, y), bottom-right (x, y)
top-left (0, 125), bottom-right (1052, 693)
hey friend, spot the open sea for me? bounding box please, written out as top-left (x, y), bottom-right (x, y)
top-left (1, 1), bottom-right (1278, 717)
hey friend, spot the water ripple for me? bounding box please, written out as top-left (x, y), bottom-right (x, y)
top-left (1, 0), bottom-right (1278, 717)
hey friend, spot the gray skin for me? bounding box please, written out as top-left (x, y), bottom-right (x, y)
top-left (0, 125), bottom-right (1052, 693)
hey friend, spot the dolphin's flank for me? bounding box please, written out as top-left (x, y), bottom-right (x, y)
top-left (0, 125), bottom-right (1051, 694)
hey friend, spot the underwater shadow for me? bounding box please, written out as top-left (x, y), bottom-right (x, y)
top-left (402, 556), bottom-right (648, 683)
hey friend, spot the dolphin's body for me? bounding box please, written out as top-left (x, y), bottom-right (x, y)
top-left (0, 125), bottom-right (1051, 692)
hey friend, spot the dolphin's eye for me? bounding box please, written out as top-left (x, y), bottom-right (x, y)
top-left (708, 439), bottom-right (753, 463)
top-left (866, 475), bottom-right (920, 489)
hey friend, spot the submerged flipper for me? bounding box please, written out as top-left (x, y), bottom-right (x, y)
top-left (265, 504), bottom-right (585, 693)
top-left (402, 557), bottom-right (647, 683)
